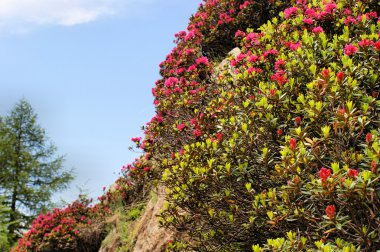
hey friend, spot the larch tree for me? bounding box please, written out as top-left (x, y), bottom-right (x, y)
top-left (0, 99), bottom-right (73, 243)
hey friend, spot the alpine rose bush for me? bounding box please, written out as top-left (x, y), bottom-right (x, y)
top-left (13, 197), bottom-right (109, 252)
top-left (150, 0), bottom-right (380, 251)
top-left (13, 0), bottom-right (380, 251)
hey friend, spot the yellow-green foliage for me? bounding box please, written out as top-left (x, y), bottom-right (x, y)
top-left (149, 0), bottom-right (380, 251)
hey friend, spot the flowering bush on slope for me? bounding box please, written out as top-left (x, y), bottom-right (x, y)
top-left (13, 197), bottom-right (109, 252)
top-left (13, 0), bottom-right (380, 251)
top-left (143, 0), bottom-right (288, 161)
top-left (151, 0), bottom-right (380, 251)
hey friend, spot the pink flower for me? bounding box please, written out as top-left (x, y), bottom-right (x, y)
top-left (164, 77), bottom-right (178, 87)
top-left (193, 129), bottom-right (202, 137)
top-left (358, 39), bottom-right (373, 47)
top-left (131, 137), bottom-right (142, 142)
top-left (271, 71), bottom-right (288, 86)
top-left (284, 7), bottom-right (298, 19)
top-left (288, 42), bottom-right (301, 51)
top-left (319, 167), bottom-right (331, 181)
top-left (321, 68), bottom-right (330, 79)
top-left (312, 26), bottom-right (324, 34)
top-left (303, 18), bottom-right (313, 24)
top-left (236, 53), bottom-right (246, 62)
top-left (347, 169), bottom-right (359, 178)
top-left (374, 41), bottom-right (380, 51)
top-left (248, 55), bottom-right (259, 63)
top-left (177, 123), bottom-right (185, 131)
top-left (305, 8), bottom-right (316, 18)
top-left (196, 56), bottom-right (209, 66)
top-left (239, 1), bottom-right (250, 9)
top-left (143, 167), bottom-right (151, 172)
top-left (270, 89), bottom-right (276, 96)
top-left (344, 44), bottom-right (358, 56)
top-left (274, 58), bottom-right (286, 70)
top-left (235, 30), bottom-right (246, 38)
top-left (246, 33), bottom-right (260, 45)
top-left (344, 8), bottom-right (351, 15)
top-left (325, 205), bottom-right (335, 219)
top-left (344, 16), bottom-right (357, 25)
top-left (325, 3), bottom-right (337, 14)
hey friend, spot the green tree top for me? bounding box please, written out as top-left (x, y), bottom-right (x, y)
top-left (0, 99), bottom-right (74, 242)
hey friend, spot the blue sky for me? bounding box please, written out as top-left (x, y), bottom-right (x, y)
top-left (0, 0), bottom-right (200, 204)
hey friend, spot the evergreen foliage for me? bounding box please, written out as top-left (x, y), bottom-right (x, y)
top-left (0, 99), bottom-right (73, 243)
top-left (0, 197), bottom-right (10, 251)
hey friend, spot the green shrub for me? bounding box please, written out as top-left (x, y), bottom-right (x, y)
top-left (152, 0), bottom-right (380, 251)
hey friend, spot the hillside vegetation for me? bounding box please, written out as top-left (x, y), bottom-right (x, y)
top-left (14, 0), bottom-right (380, 251)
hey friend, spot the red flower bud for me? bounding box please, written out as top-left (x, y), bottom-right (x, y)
top-left (336, 71), bottom-right (344, 82)
top-left (371, 161), bottom-right (377, 174)
top-left (289, 138), bottom-right (297, 150)
top-left (347, 169), bottom-right (358, 178)
top-left (193, 129), bottom-right (202, 137)
top-left (319, 167), bottom-right (331, 181)
top-left (366, 133), bottom-right (372, 144)
top-left (321, 68), bottom-right (330, 79)
top-left (215, 133), bottom-right (223, 142)
top-left (295, 116), bottom-right (301, 125)
top-left (325, 205), bottom-right (335, 219)
top-left (177, 123), bottom-right (185, 131)
top-left (277, 129), bottom-right (283, 136)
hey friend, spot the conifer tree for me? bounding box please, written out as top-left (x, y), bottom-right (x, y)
top-left (0, 99), bottom-right (73, 243)
top-left (0, 197), bottom-right (10, 251)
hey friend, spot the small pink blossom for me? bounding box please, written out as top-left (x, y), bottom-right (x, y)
top-left (312, 26), bottom-right (324, 34)
top-left (319, 167), bottom-right (331, 181)
top-left (131, 137), bottom-right (142, 142)
top-left (177, 123), bottom-right (185, 131)
top-left (193, 129), bottom-right (202, 137)
top-left (196, 56), bottom-right (209, 66)
top-left (303, 18), bottom-right (313, 24)
top-left (239, 1), bottom-right (250, 9)
top-left (284, 7), bottom-right (298, 19)
top-left (344, 16), bottom-right (357, 25)
top-left (287, 42), bottom-right (301, 51)
top-left (358, 39), bottom-right (373, 47)
top-left (164, 77), bottom-right (178, 87)
top-left (344, 44), bottom-right (358, 56)
top-left (374, 41), bottom-right (380, 51)
top-left (275, 58), bottom-right (286, 70)
top-left (235, 30), bottom-right (246, 38)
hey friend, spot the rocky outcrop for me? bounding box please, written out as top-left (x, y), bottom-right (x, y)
top-left (99, 187), bottom-right (173, 252)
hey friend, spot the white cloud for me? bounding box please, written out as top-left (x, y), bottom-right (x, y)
top-left (0, 0), bottom-right (152, 34)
